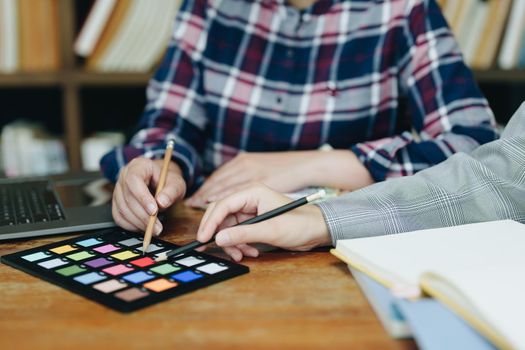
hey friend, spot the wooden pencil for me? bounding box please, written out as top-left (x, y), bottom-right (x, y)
top-left (142, 139), bottom-right (174, 254)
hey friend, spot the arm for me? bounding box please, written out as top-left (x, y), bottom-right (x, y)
top-left (196, 103), bottom-right (524, 261)
top-left (318, 103), bottom-right (525, 243)
top-left (100, 0), bottom-right (211, 232)
top-left (352, 0), bottom-right (498, 182)
top-left (100, 0), bottom-right (209, 193)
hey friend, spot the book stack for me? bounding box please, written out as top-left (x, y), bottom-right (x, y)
top-left (0, 0), bottom-right (61, 73)
top-left (1, 121), bottom-right (68, 177)
top-left (332, 220), bottom-right (525, 350)
top-left (75, 0), bottom-right (181, 72)
top-left (437, 0), bottom-right (525, 70)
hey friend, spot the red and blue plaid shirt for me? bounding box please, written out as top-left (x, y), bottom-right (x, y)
top-left (101, 0), bottom-right (497, 194)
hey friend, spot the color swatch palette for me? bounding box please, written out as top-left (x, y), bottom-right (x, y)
top-left (1, 229), bottom-right (249, 312)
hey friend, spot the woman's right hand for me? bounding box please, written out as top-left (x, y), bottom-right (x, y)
top-left (196, 184), bottom-right (331, 261)
top-left (112, 157), bottom-right (186, 234)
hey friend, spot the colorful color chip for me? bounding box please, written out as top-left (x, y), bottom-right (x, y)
top-left (21, 252), bottom-right (50, 262)
top-left (103, 264), bottom-right (134, 276)
top-left (38, 258), bottom-right (68, 269)
top-left (66, 251), bottom-right (95, 261)
top-left (93, 279), bottom-right (128, 293)
top-left (122, 271), bottom-right (155, 284)
top-left (50, 245), bottom-right (77, 254)
top-left (137, 244), bottom-right (163, 253)
top-left (93, 244), bottom-right (120, 254)
top-left (76, 238), bottom-right (102, 247)
top-left (175, 256), bottom-right (205, 267)
top-left (118, 238), bottom-right (142, 247)
top-left (111, 250), bottom-right (139, 261)
top-left (74, 272), bottom-right (106, 285)
top-left (197, 263), bottom-right (228, 274)
top-left (171, 270), bottom-right (203, 283)
top-left (149, 263), bottom-right (180, 275)
top-left (85, 257), bottom-right (113, 268)
top-left (144, 279), bottom-right (178, 292)
top-left (114, 288), bottom-right (149, 302)
top-left (130, 257), bottom-right (155, 267)
top-left (56, 265), bottom-right (87, 277)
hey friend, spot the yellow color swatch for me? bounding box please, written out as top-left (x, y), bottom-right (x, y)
top-left (50, 245), bottom-right (77, 254)
top-left (111, 250), bottom-right (139, 261)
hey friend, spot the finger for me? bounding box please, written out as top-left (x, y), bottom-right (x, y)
top-left (196, 191), bottom-right (258, 243)
top-left (215, 222), bottom-right (273, 247)
top-left (124, 168), bottom-right (158, 216)
top-left (112, 189), bottom-right (140, 232)
top-left (122, 187), bottom-right (152, 226)
top-left (116, 184), bottom-right (150, 231)
top-left (236, 243), bottom-right (259, 258)
top-left (223, 246), bottom-right (243, 262)
top-left (206, 186), bottom-right (238, 203)
top-left (190, 170), bottom-right (252, 204)
top-left (207, 181), bottom-right (256, 203)
top-left (154, 166), bottom-right (186, 209)
top-left (196, 201), bottom-right (217, 236)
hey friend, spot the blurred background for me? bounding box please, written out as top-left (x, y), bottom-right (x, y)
top-left (0, 0), bottom-right (523, 178)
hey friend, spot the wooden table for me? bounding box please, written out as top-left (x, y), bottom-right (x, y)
top-left (0, 204), bottom-right (417, 349)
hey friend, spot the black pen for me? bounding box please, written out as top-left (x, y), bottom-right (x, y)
top-left (154, 189), bottom-right (326, 262)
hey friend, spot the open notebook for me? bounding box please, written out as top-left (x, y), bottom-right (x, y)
top-left (331, 220), bottom-right (525, 350)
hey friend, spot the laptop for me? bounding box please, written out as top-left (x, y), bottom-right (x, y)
top-left (0, 172), bottom-right (115, 240)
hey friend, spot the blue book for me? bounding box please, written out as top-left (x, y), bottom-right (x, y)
top-left (350, 267), bottom-right (497, 350)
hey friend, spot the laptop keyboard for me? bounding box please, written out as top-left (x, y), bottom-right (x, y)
top-left (1, 181), bottom-right (65, 226)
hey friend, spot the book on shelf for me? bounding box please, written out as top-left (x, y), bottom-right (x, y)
top-left (0, 0), bottom-right (18, 73)
top-left (81, 131), bottom-right (124, 171)
top-left (0, 0), bottom-right (60, 73)
top-left (80, 0), bottom-right (181, 72)
top-left (331, 220), bottom-right (525, 350)
top-left (438, 0), bottom-right (525, 70)
top-left (499, 0), bottom-right (525, 70)
top-left (1, 121), bottom-right (68, 177)
top-left (74, 0), bottom-right (117, 57)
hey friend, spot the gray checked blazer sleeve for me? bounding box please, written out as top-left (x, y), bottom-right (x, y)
top-left (317, 103), bottom-right (525, 245)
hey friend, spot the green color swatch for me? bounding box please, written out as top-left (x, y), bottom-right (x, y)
top-left (56, 265), bottom-right (87, 276)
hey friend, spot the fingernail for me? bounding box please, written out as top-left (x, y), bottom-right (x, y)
top-left (215, 232), bottom-right (230, 246)
top-left (154, 221), bottom-right (163, 235)
top-left (232, 251), bottom-right (242, 262)
top-left (147, 202), bottom-right (157, 215)
top-left (207, 195), bottom-right (216, 202)
top-left (157, 194), bottom-right (169, 208)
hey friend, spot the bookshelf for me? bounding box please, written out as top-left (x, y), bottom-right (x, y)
top-left (0, 0), bottom-right (524, 173)
top-left (0, 0), bottom-right (151, 172)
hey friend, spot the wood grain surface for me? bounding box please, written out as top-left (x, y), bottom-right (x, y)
top-left (0, 204), bottom-right (417, 349)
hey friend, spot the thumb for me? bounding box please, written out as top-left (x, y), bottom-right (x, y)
top-left (155, 167), bottom-right (186, 209)
top-left (215, 223), bottom-right (272, 247)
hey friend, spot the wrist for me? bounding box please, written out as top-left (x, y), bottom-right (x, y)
top-left (302, 204), bottom-right (331, 248)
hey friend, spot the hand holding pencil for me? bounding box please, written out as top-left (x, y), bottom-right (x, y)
top-left (111, 139), bottom-right (186, 237)
top-left (192, 185), bottom-right (331, 262)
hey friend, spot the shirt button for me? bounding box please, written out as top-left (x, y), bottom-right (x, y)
top-left (302, 13), bottom-right (311, 22)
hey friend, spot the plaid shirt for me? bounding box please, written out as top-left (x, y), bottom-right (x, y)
top-left (318, 102), bottom-right (525, 242)
top-left (101, 0), bottom-right (497, 194)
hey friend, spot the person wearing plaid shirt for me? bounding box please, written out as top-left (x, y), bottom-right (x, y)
top-left (197, 102), bottom-right (525, 262)
top-left (101, 0), bottom-right (497, 235)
